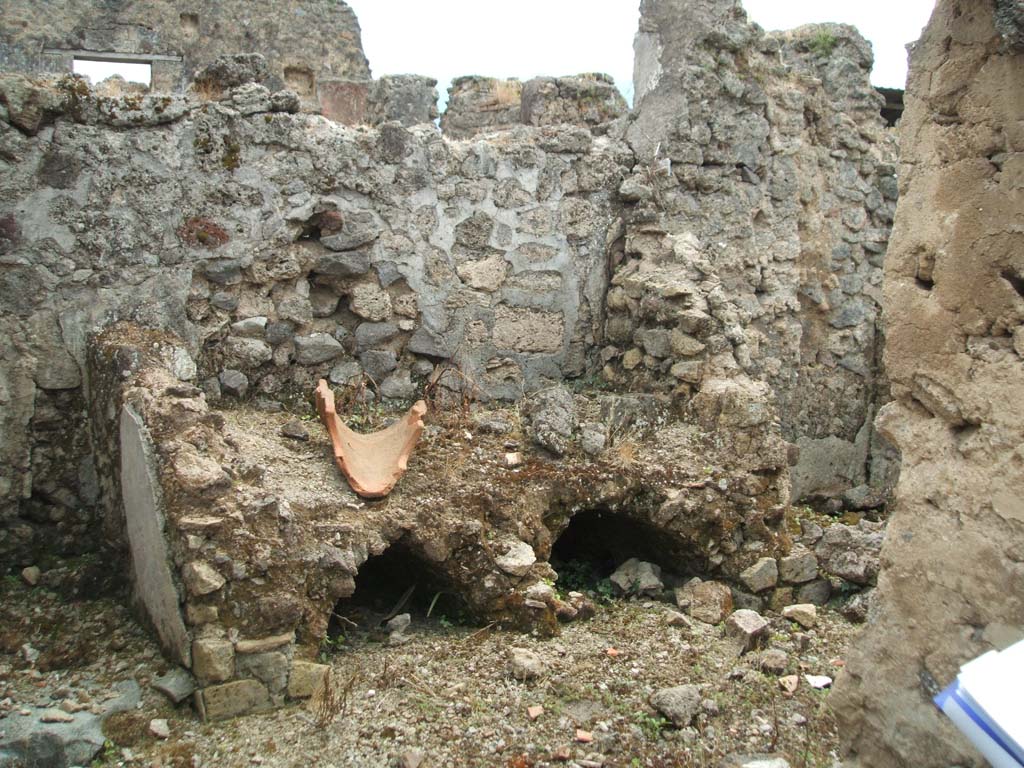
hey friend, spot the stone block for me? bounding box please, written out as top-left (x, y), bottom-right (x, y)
top-left (198, 679), bottom-right (272, 721)
top-left (778, 547), bottom-right (818, 584)
top-left (288, 661), bottom-right (330, 699)
top-left (235, 651), bottom-right (289, 694)
top-left (192, 638), bottom-right (234, 684)
top-left (235, 631), bottom-right (294, 654)
top-left (679, 580), bottom-right (734, 625)
top-left (181, 561), bottom-right (226, 596)
top-left (493, 306), bottom-right (564, 353)
top-left (740, 557), bottom-right (778, 593)
top-left (725, 609), bottom-right (770, 653)
top-left (782, 603), bottom-right (817, 629)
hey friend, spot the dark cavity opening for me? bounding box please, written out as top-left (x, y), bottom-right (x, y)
top-left (298, 210), bottom-right (343, 241)
top-left (550, 508), bottom-right (697, 594)
top-left (329, 540), bottom-right (474, 641)
top-left (1001, 268), bottom-right (1024, 299)
top-left (876, 87), bottom-right (904, 128)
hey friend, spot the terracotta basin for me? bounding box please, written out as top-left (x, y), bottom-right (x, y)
top-left (314, 379), bottom-right (427, 498)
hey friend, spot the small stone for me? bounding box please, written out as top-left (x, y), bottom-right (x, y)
top-left (266, 321), bottom-right (296, 346)
top-left (666, 611), bottom-right (691, 628)
top-left (505, 452), bottom-right (522, 467)
top-left (314, 249), bottom-right (372, 277)
top-left (579, 422), bottom-right (607, 455)
top-left (219, 369), bottom-right (249, 398)
top-left (223, 337), bottom-right (273, 368)
top-left (199, 679), bottom-right (272, 721)
top-left (152, 668), bottom-right (196, 705)
top-left (349, 281), bottom-right (392, 321)
top-left (740, 557), bottom-right (778, 593)
top-left (841, 591), bottom-right (872, 623)
top-left (294, 333), bottom-right (344, 365)
top-left (211, 291), bottom-right (238, 312)
top-left (170, 347), bottom-right (198, 381)
top-left (779, 675), bottom-right (799, 695)
top-left (235, 632), bottom-right (294, 654)
top-left (527, 705), bottom-right (545, 720)
top-left (280, 419), bottom-right (309, 441)
top-left (778, 547), bottom-right (818, 584)
top-left (609, 559), bottom-right (663, 596)
top-left (39, 709), bottom-right (74, 723)
top-left (329, 361), bottom-right (363, 386)
top-left (149, 718), bottom-right (170, 739)
top-left (730, 588), bottom-right (764, 613)
top-left (354, 321), bottom-right (399, 352)
top-left (800, 519), bottom-right (824, 544)
top-left (510, 647), bottom-right (546, 681)
top-left (385, 613), bottom-right (411, 635)
top-left (496, 540), bottom-right (536, 577)
top-left (182, 561), bottom-right (226, 596)
top-left (192, 638), bottom-right (235, 684)
top-left (230, 316), bottom-right (268, 337)
top-left (650, 684), bottom-right (701, 727)
top-left (309, 288), bottom-right (340, 318)
top-left (725, 609), bottom-right (770, 653)
top-left (782, 603), bottom-right (818, 629)
top-left (681, 580), bottom-right (733, 624)
top-left (287, 661), bottom-right (329, 699)
top-left (174, 448), bottom-right (231, 497)
top-left (20, 566), bottom-right (40, 586)
top-left (525, 386), bottom-right (576, 456)
top-left (575, 729), bottom-right (593, 743)
top-left (360, 350), bottom-right (398, 382)
top-left (525, 583), bottom-right (556, 604)
top-left (670, 330), bottom-right (706, 357)
top-left (796, 579), bottom-right (831, 606)
top-left (236, 651), bottom-right (289, 694)
top-left (20, 643), bottom-right (39, 664)
top-left (381, 369), bottom-right (416, 400)
top-left (186, 604), bottom-right (219, 625)
top-left (758, 649), bottom-right (788, 676)
top-left (767, 587), bottom-right (796, 613)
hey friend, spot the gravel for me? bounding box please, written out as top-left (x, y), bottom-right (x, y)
top-left (0, 577), bottom-right (857, 767)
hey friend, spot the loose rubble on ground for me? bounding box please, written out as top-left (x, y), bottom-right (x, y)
top-left (0, 517), bottom-right (870, 768)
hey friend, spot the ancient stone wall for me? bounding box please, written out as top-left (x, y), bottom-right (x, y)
top-left (617, 0), bottom-right (899, 506)
top-left (441, 74), bottom-right (627, 139)
top-left (0, 0), bottom-right (370, 109)
top-left (0, 0), bottom-right (902, 575)
top-left (0, 72), bottom-right (629, 569)
top-left (832, 1), bottom-right (1024, 765)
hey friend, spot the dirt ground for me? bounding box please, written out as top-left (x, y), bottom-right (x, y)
top-left (0, 570), bottom-right (856, 768)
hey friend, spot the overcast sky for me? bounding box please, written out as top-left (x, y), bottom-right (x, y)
top-left (347, 0), bottom-right (937, 107)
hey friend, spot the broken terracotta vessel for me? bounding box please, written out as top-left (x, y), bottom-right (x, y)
top-left (314, 379), bottom-right (427, 498)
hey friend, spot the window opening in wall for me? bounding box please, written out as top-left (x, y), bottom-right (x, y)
top-left (73, 58), bottom-right (152, 89)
